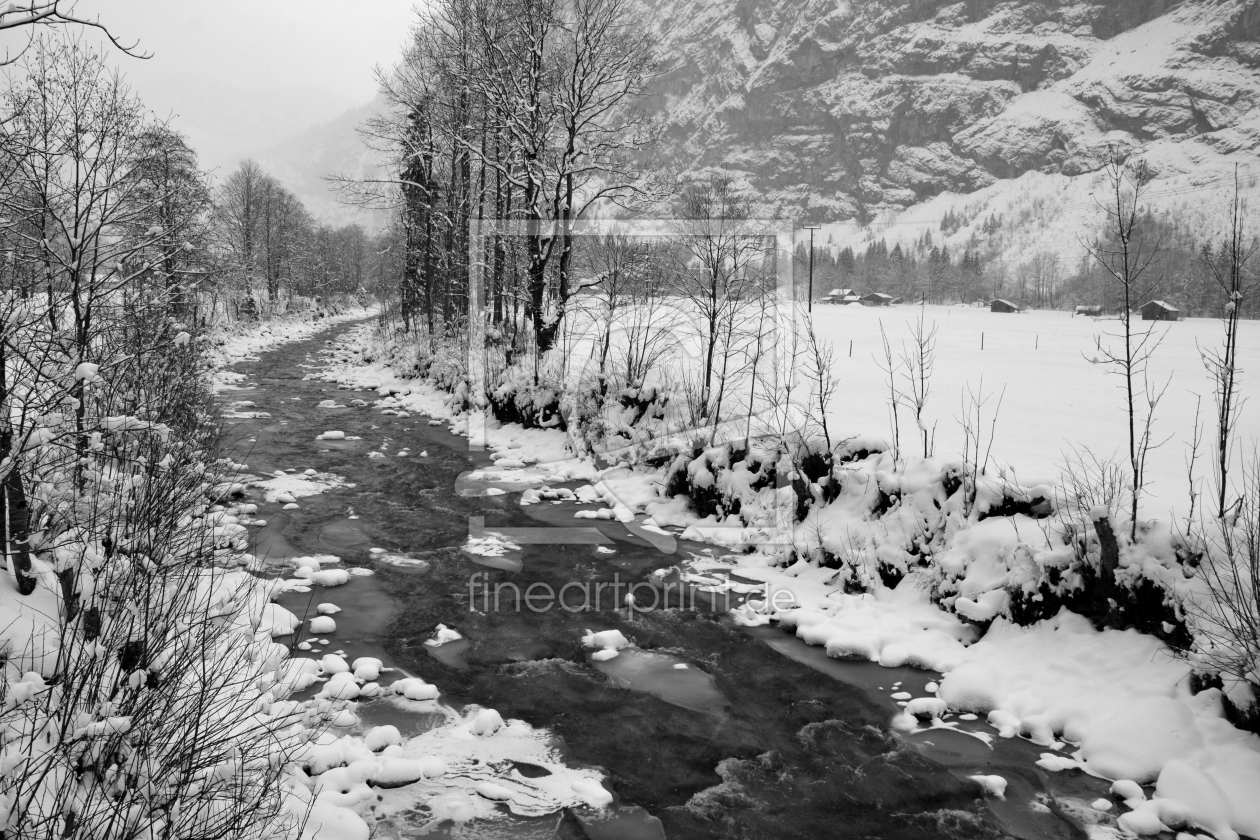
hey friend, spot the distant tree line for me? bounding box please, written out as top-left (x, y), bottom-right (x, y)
top-left (797, 206), bottom-right (1256, 318)
top-left (794, 235), bottom-right (987, 305)
top-left (0, 40), bottom-right (383, 328)
top-left (212, 158), bottom-right (382, 319)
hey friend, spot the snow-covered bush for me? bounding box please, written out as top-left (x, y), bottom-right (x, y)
top-left (1187, 457), bottom-right (1260, 731)
top-left (0, 172), bottom-right (315, 840)
top-left (651, 428), bottom-right (1198, 643)
top-left (489, 364), bottom-right (566, 430)
top-left (0, 296), bottom-right (314, 837)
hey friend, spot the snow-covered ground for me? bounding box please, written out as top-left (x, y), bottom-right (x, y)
top-left (814, 303), bottom-right (1260, 518)
top-left (208, 307), bottom-right (376, 392)
top-left (726, 560), bottom-right (1260, 839)
top-left (312, 315), bottom-right (1260, 839)
top-left (481, 298), bottom-right (1256, 523)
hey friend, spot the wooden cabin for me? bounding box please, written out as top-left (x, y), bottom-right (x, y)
top-left (823, 288), bottom-right (858, 304)
top-left (1140, 300), bottom-right (1179, 321)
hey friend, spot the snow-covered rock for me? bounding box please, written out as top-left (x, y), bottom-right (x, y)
top-left (310, 616), bottom-right (337, 635)
top-left (581, 628), bottom-right (629, 651)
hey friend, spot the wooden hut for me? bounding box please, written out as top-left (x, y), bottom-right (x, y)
top-left (860, 292), bottom-right (894, 307)
top-left (824, 288), bottom-right (856, 304)
top-left (989, 298), bottom-right (1021, 313)
top-left (1140, 300), bottom-right (1179, 321)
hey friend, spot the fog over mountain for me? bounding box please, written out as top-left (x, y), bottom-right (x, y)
top-left (142, 73), bottom-right (359, 176)
top-left (253, 97), bottom-right (388, 228)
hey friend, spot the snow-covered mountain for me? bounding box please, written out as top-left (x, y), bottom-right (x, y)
top-left (249, 1), bottom-right (1260, 248)
top-left (640, 0), bottom-right (1260, 256)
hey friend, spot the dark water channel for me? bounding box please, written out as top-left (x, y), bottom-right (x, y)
top-left (219, 319), bottom-right (1114, 840)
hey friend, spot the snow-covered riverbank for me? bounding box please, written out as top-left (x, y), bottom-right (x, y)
top-left (311, 318), bottom-right (1260, 840)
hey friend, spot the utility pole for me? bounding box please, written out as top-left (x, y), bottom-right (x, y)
top-left (803, 224), bottom-right (820, 311)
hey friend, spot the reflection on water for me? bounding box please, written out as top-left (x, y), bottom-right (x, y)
top-left (249, 510), bottom-right (299, 560)
top-left (591, 647), bottom-right (728, 716)
top-left (469, 552), bottom-right (525, 573)
top-left (417, 804), bottom-right (666, 840)
top-left (319, 518), bottom-right (370, 551)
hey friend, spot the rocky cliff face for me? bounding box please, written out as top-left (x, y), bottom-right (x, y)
top-left (638, 0), bottom-right (1260, 223)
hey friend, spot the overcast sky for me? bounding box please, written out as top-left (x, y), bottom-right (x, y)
top-left (63, 0), bottom-right (418, 173)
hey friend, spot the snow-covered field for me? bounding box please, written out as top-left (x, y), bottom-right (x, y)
top-left (815, 303), bottom-right (1260, 518)
top-left (545, 297), bottom-right (1255, 520)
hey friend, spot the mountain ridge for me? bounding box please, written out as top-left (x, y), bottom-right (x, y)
top-left (637, 0), bottom-right (1260, 243)
top-left (252, 97), bottom-right (386, 228)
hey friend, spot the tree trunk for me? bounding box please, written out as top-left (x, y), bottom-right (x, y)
top-left (1092, 514), bottom-right (1120, 621)
top-left (0, 339), bottom-right (35, 597)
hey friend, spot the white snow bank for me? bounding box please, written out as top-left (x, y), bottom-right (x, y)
top-left (732, 540), bottom-right (1260, 840)
top-left (774, 573), bottom-right (977, 670)
top-left (934, 610), bottom-right (1260, 838)
top-left (0, 560), bottom-right (63, 676)
top-left (207, 307), bottom-right (374, 392)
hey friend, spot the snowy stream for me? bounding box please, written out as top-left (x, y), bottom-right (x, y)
top-left (218, 319), bottom-right (1119, 840)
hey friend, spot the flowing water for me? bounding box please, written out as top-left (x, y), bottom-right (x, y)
top-left (219, 319), bottom-right (1118, 840)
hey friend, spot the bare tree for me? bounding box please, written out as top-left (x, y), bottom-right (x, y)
top-left (369, 0), bottom-right (659, 362)
top-left (125, 125), bottom-right (212, 316)
top-left (576, 228), bottom-right (656, 395)
top-left (957, 378), bottom-right (1005, 516)
top-left (671, 175), bottom-right (771, 428)
top-left (0, 3), bottom-right (142, 62)
top-left (212, 160), bottom-right (269, 316)
top-left (1201, 165), bottom-right (1255, 520)
top-left (899, 306), bottom-right (938, 459)
top-left (1190, 452), bottom-right (1260, 711)
top-left (0, 39), bottom-right (183, 486)
top-left (0, 38), bottom-right (305, 840)
top-left (1082, 147), bottom-right (1169, 541)
top-left (258, 177), bottom-right (310, 304)
top-left (875, 320), bottom-right (902, 462)
top-left (474, 0), bottom-right (659, 356)
top-left (801, 311), bottom-right (838, 456)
